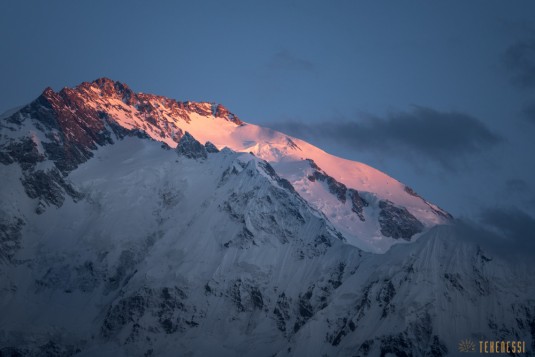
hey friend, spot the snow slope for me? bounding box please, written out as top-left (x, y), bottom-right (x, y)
top-left (1, 78), bottom-right (533, 356)
top-left (0, 78), bottom-right (449, 252)
top-left (1, 135), bottom-right (533, 356)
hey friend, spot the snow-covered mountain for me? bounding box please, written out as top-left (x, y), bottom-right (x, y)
top-left (0, 78), bottom-right (533, 356)
top-left (1, 78), bottom-right (450, 253)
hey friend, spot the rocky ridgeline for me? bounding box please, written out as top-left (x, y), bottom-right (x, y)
top-left (0, 78), bottom-right (242, 213)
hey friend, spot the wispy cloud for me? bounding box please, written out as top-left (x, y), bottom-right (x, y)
top-left (504, 39), bottom-right (535, 89)
top-left (269, 106), bottom-right (502, 171)
top-left (267, 50), bottom-right (315, 72)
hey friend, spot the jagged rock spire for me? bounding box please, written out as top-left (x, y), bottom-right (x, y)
top-left (176, 132), bottom-right (207, 159)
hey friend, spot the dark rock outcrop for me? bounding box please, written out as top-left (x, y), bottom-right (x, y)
top-left (306, 159), bottom-right (368, 221)
top-left (176, 132), bottom-right (207, 159)
top-left (0, 216), bottom-right (24, 263)
top-left (21, 168), bottom-right (83, 213)
top-left (378, 200), bottom-right (424, 240)
top-left (214, 104), bottom-right (243, 125)
top-left (204, 141), bottom-right (220, 153)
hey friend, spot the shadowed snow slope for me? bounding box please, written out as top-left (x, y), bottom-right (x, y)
top-left (0, 79), bottom-right (533, 356)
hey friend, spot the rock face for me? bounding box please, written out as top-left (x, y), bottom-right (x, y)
top-left (214, 103), bottom-right (243, 125)
top-left (306, 159), bottom-right (368, 222)
top-left (0, 79), bottom-right (533, 356)
top-left (204, 141), bottom-right (220, 153)
top-left (378, 200), bottom-right (424, 240)
top-left (22, 168), bottom-right (83, 212)
top-left (0, 78), bottom-right (242, 172)
top-left (176, 132), bottom-right (207, 159)
top-left (0, 216), bottom-right (24, 263)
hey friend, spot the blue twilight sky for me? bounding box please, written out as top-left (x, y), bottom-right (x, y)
top-left (2, 0), bottom-right (535, 230)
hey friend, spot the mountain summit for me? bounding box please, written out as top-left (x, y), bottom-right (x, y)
top-left (1, 79), bottom-right (532, 357)
top-left (2, 78), bottom-right (449, 253)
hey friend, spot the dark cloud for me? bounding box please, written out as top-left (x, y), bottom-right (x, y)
top-left (521, 101), bottom-right (535, 124)
top-left (478, 207), bottom-right (535, 254)
top-left (504, 39), bottom-right (535, 89)
top-left (451, 212), bottom-right (535, 262)
top-left (527, 198), bottom-right (535, 210)
top-left (270, 106), bottom-right (502, 171)
top-left (267, 50), bottom-right (315, 72)
top-left (505, 178), bottom-right (530, 195)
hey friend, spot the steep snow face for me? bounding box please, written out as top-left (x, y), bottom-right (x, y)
top-left (1, 84), bottom-right (534, 356)
top-left (280, 226), bottom-right (535, 357)
top-left (0, 135), bottom-right (347, 355)
top-left (0, 78), bottom-right (449, 252)
top-left (1, 135), bottom-right (533, 357)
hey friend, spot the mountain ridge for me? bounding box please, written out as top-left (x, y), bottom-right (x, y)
top-left (1, 78), bottom-right (450, 253)
top-left (0, 79), bottom-right (534, 356)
